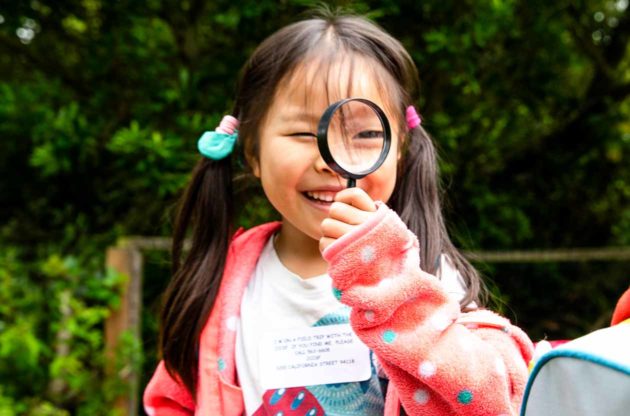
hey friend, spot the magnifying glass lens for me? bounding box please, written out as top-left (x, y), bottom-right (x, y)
top-left (327, 100), bottom-right (385, 173)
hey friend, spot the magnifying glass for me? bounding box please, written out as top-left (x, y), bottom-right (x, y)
top-left (317, 98), bottom-right (392, 188)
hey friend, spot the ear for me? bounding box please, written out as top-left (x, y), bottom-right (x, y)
top-left (246, 151), bottom-right (261, 178)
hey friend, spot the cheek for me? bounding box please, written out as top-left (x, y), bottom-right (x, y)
top-left (382, 161), bottom-right (399, 200)
top-left (367, 146), bottom-right (399, 202)
top-left (384, 139), bottom-right (401, 179)
top-left (258, 149), bottom-right (302, 197)
top-left (385, 138), bottom-right (402, 191)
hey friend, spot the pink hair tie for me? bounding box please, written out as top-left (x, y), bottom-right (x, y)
top-left (406, 105), bottom-right (422, 129)
top-left (216, 115), bottom-right (239, 135)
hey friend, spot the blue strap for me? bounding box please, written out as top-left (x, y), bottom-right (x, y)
top-left (197, 130), bottom-right (238, 160)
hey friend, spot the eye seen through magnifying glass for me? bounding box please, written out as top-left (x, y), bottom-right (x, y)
top-left (317, 98), bottom-right (392, 188)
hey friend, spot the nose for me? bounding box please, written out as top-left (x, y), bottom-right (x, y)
top-left (313, 148), bottom-right (337, 176)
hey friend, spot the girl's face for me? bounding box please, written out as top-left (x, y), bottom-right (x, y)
top-left (250, 58), bottom-right (402, 243)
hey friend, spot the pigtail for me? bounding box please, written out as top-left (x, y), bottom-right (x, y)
top-left (389, 126), bottom-right (440, 272)
top-left (389, 126), bottom-right (483, 309)
top-left (160, 155), bottom-right (233, 396)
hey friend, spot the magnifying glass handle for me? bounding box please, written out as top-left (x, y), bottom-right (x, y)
top-left (346, 178), bottom-right (356, 188)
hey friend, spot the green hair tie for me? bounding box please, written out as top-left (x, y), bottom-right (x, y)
top-left (197, 130), bottom-right (238, 160)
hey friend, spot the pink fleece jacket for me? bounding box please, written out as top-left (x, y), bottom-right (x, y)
top-left (144, 204), bottom-right (533, 415)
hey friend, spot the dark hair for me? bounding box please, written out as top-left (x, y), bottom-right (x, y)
top-left (160, 11), bottom-right (484, 397)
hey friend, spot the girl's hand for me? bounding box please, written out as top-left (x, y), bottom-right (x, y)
top-left (319, 187), bottom-right (378, 252)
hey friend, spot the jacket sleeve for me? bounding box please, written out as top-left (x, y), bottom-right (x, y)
top-left (143, 360), bottom-right (195, 416)
top-left (322, 203), bottom-right (534, 416)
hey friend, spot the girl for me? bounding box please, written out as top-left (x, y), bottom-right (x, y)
top-left (144, 12), bottom-right (533, 416)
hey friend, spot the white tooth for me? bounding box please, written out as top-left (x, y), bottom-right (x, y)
top-left (306, 191), bottom-right (335, 202)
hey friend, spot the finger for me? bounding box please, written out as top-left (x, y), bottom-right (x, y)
top-left (319, 236), bottom-right (336, 253)
top-left (321, 217), bottom-right (356, 240)
top-left (328, 201), bottom-right (374, 225)
top-left (334, 187), bottom-right (377, 212)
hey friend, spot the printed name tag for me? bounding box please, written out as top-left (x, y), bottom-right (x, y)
top-left (260, 323), bottom-right (371, 389)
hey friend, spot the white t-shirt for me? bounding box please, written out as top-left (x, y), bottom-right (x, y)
top-left (235, 237), bottom-right (468, 415)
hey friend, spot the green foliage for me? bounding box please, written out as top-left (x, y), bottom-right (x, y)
top-left (0, 247), bottom-right (125, 414)
top-left (0, 0), bottom-right (629, 413)
top-left (480, 260), bottom-right (630, 340)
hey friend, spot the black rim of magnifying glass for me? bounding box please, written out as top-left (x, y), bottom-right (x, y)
top-left (317, 98), bottom-right (392, 182)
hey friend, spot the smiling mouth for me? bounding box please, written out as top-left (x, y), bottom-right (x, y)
top-left (303, 191), bottom-right (336, 203)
